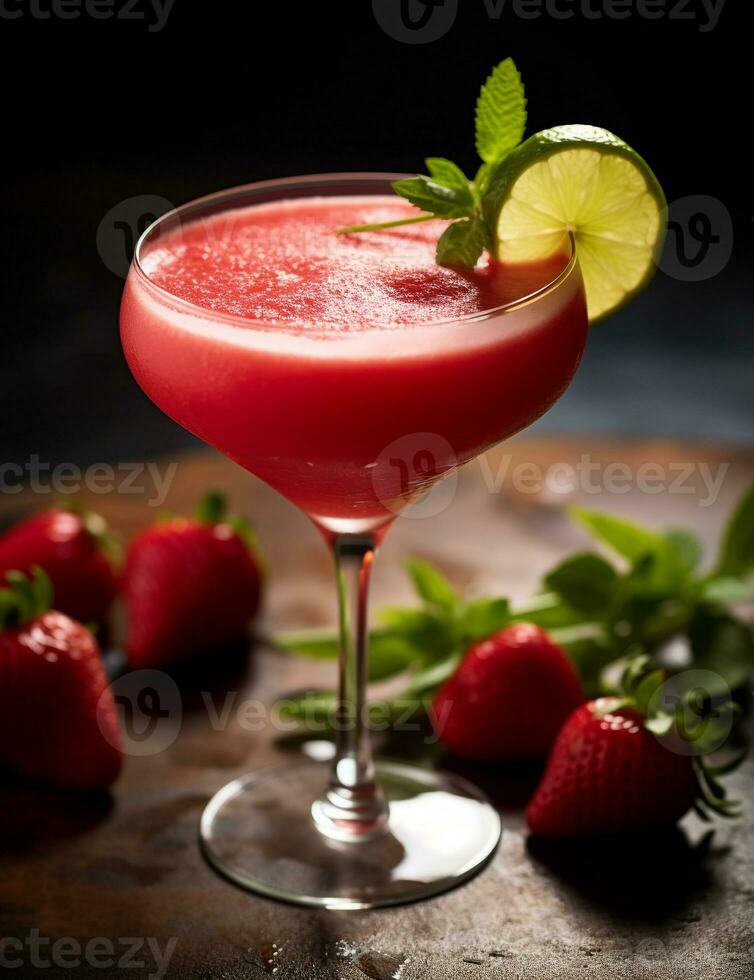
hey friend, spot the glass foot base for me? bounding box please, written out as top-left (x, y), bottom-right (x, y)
top-left (199, 760), bottom-right (501, 909)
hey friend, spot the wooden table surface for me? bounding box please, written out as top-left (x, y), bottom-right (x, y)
top-left (2, 437), bottom-right (754, 979)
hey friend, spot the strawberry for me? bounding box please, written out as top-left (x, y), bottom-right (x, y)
top-left (0, 569), bottom-right (122, 791)
top-left (431, 623), bottom-right (584, 760)
top-left (527, 659), bottom-right (742, 837)
top-left (0, 504), bottom-right (119, 628)
top-left (122, 492), bottom-right (263, 669)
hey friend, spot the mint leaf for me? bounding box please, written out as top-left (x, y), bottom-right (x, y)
top-left (570, 507), bottom-right (668, 565)
top-left (554, 631), bottom-right (613, 697)
top-left (406, 558), bottom-right (458, 612)
top-left (461, 597), bottom-right (510, 643)
top-left (510, 592), bottom-right (586, 630)
top-left (425, 157), bottom-right (471, 194)
top-left (436, 217), bottom-right (488, 268)
top-left (403, 653), bottom-right (461, 698)
top-left (689, 609), bottom-right (754, 692)
top-left (475, 57), bottom-right (527, 166)
top-left (700, 577), bottom-right (754, 605)
top-left (276, 692), bottom-right (425, 729)
top-left (473, 162), bottom-right (493, 198)
top-left (544, 552), bottom-right (617, 614)
top-left (666, 529), bottom-right (702, 572)
top-left (276, 628), bottom-right (418, 682)
top-left (392, 175), bottom-right (474, 219)
top-left (716, 483), bottom-right (754, 578)
top-left (570, 506), bottom-right (688, 593)
top-left (379, 606), bottom-right (455, 661)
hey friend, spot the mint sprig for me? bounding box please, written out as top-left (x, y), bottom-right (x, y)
top-left (276, 480), bottom-right (754, 736)
top-left (336, 57), bottom-right (527, 269)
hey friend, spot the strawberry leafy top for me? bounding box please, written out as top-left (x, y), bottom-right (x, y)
top-left (60, 497), bottom-right (122, 569)
top-left (596, 655), bottom-right (745, 822)
top-left (0, 567), bottom-right (54, 631)
top-left (196, 491), bottom-right (262, 563)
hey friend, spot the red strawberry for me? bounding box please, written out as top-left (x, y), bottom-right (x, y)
top-left (0, 505), bottom-right (119, 628)
top-left (526, 698), bottom-right (700, 837)
top-left (431, 623), bottom-right (584, 760)
top-left (0, 569), bottom-right (122, 791)
top-left (122, 492), bottom-right (263, 669)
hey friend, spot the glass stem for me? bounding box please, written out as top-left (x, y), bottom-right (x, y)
top-left (312, 532), bottom-right (388, 841)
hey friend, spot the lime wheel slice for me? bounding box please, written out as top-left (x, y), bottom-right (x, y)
top-left (484, 124), bottom-right (666, 322)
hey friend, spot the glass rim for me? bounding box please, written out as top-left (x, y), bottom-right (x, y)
top-left (132, 172), bottom-right (579, 332)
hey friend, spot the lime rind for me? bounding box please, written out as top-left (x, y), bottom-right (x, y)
top-left (484, 124), bottom-right (667, 323)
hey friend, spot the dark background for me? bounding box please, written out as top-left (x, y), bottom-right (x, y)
top-left (0, 1), bottom-right (749, 472)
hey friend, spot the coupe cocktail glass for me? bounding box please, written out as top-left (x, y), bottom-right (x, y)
top-left (121, 174), bottom-right (587, 908)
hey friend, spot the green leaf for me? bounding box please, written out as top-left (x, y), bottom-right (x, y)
top-left (0, 567), bottom-right (55, 628)
top-left (276, 691), bottom-right (337, 728)
top-left (460, 597), bottom-right (510, 644)
top-left (620, 655), bottom-right (652, 694)
top-left (275, 628), bottom-right (419, 683)
top-left (425, 157), bottom-right (470, 194)
top-left (692, 756), bottom-right (742, 819)
top-left (570, 507), bottom-right (667, 565)
top-left (365, 633), bottom-right (423, 681)
top-left (436, 217), bottom-right (488, 268)
top-left (699, 577), bottom-right (754, 605)
top-left (554, 631), bottom-right (612, 698)
top-left (402, 652), bottom-right (461, 698)
top-left (716, 483), bottom-right (754, 578)
top-left (645, 712), bottom-right (675, 736)
top-left (4, 571), bottom-right (36, 621)
top-left (405, 559), bottom-right (458, 612)
top-left (706, 750), bottom-right (748, 777)
top-left (276, 691), bottom-right (427, 730)
top-left (475, 57), bottom-right (527, 166)
top-left (633, 669), bottom-right (665, 713)
top-left (689, 610), bottom-right (754, 692)
top-left (378, 607), bottom-right (454, 662)
top-left (392, 175), bottom-right (474, 219)
top-left (196, 490), bottom-right (226, 524)
top-left (275, 630), bottom-right (339, 660)
top-left (510, 592), bottom-right (587, 630)
top-left (570, 507), bottom-right (688, 593)
top-left (544, 552), bottom-right (617, 614)
top-left (473, 162), bottom-right (493, 198)
top-left (31, 566), bottom-right (54, 615)
top-left (665, 529), bottom-right (703, 572)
